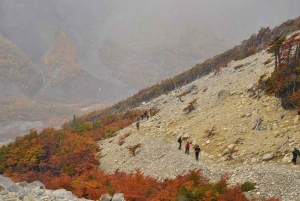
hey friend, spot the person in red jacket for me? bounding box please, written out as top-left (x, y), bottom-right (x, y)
top-left (144, 110), bottom-right (149, 120)
top-left (185, 142), bottom-right (190, 154)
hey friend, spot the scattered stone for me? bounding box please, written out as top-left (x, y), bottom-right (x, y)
top-left (262, 153), bottom-right (274, 161)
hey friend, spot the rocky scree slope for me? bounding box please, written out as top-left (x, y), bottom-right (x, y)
top-left (99, 49), bottom-right (300, 201)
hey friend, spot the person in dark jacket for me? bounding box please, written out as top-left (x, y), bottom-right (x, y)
top-left (292, 147), bottom-right (300, 164)
top-left (194, 145), bottom-right (201, 160)
top-left (178, 136), bottom-right (182, 150)
top-left (185, 142), bottom-right (190, 154)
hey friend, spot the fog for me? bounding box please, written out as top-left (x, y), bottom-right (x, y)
top-left (0, 0), bottom-right (300, 141)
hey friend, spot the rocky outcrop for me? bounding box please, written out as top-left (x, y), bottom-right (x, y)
top-left (0, 175), bottom-right (91, 201)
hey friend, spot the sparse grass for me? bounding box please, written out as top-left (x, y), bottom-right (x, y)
top-left (150, 108), bottom-right (160, 116)
top-left (126, 143), bottom-right (142, 156)
top-left (183, 99), bottom-right (197, 113)
top-left (263, 58), bottom-right (273, 65)
top-left (176, 92), bottom-right (187, 98)
top-left (204, 126), bottom-right (216, 138)
top-left (118, 136), bottom-right (125, 146)
top-left (118, 132), bottom-right (132, 146)
top-left (234, 64), bottom-right (244, 70)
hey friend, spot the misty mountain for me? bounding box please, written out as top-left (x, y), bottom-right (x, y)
top-left (0, 0), bottom-right (300, 130)
top-left (1, 0), bottom-right (300, 104)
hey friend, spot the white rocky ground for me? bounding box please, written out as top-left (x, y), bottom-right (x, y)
top-left (99, 49), bottom-right (300, 201)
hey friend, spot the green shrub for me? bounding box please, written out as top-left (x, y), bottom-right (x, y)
top-left (241, 181), bottom-right (256, 192)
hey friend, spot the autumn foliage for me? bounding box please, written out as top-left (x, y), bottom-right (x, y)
top-left (0, 107), bottom-right (281, 200)
top-left (265, 32), bottom-right (300, 110)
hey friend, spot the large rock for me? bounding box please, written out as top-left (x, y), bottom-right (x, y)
top-left (100, 194), bottom-right (112, 201)
top-left (213, 89), bottom-right (229, 107)
top-left (29, 181), bottom-right (45, 190)
top-left (0, 175), bottom-right (21, 193)
top-left (262, 153), bottom-right (274, 161)
top-left (47, 189), bottom-right (76, 200)
top-left (282, 154), bottom-right (292, 164)
top-left (112, 193), bottom-right (124, 201)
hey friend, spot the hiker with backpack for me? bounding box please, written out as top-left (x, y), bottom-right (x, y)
top-left (194, 145), bottom-right (201, 160)
top-left (178, 136), bottom-right (182, 150)
top-left (292, 147), bottom-right (300, 164)
top-left (144, 110), bottom-right (149, 120)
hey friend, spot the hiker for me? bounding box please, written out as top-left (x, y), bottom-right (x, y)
top-left (178, 136), bottom-right (182, 150)
top-left (185, 141), bottom-right (190, 154)
top-left (194, 145), bottom-right (201, 160)
top-left (136, 116), bottom-right (141, 130)
top-left (292, 147), bottom-right (300, 164)
top-left (144, 110), bottom-right (149, 120)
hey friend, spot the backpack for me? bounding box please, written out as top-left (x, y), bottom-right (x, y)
top-left (178, 137), bottom-right (182, 143)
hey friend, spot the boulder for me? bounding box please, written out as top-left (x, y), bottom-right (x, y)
top-left (262, 153), bottom-right (274, 161)
top-left (100, 194), bottom-right (112, 201)
top-left (221, 148), bottom-right (230, 156)
top-left (112, 193), bottom-right (124, 201)
top-left (182, 133), bottom-right (190, 140)
top-left (48, 189), bottom-right (75, 200)
top-left (0, 175), bottom-right (21, 193)
top-left (227, 144), bottom-right (235, 150)
top-left (282, 154), bottom-right (292, 164)
top-left (29, 181), bottom-right (45, 190)
top-left (213, 89), bottom-right (229, 107)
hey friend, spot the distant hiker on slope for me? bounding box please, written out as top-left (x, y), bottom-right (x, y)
top-left (292, 147), bottom-right (300, 164)
top-left (185, 141), bottom-right (190, 154)
top-left (136, 116), bottom-right (141, 130)
top-left (194, 145), bottom-right (201, 160)
top-left (144, 110), bottom-right (149, 120)
top-left (178, 136), bottom-right (182, 150)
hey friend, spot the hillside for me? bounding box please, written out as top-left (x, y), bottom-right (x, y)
top-left (98, 46), bottom-right (300, 201)
top-left (1, 1), bottom-right (300, 141)
top-left (2, 12), bottom-right (300, 200)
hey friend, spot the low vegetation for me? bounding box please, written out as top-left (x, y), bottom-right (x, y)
top-left (264, 32), bottom-right (300, 110)
top-left (183, 99), bottom-right (197, 113)
top-left (0, 107), bottom-right (280, 200)
top-left (241, 181), bottom-right (256, 192)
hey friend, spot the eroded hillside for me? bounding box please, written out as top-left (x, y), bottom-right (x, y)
top-left (99, 48), bottom-right (300, 201)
